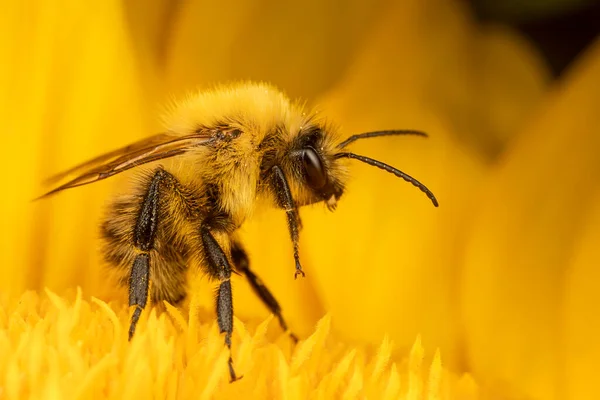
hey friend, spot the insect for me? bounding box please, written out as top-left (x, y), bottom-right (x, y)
top-left (40, 82), bottom-right (438, 381)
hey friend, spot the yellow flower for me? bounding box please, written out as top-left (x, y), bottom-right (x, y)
top-left (1, 0), bottom-right (599, 398)
top-left (0, 289), bottom-right (479, 399)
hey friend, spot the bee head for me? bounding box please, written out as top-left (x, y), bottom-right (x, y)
top-left (263, 125), bottom-right (438, 212)
top-left (296, 145), bottom-right (345, 211)
top-left (283, 125), bottom-right (347, 211)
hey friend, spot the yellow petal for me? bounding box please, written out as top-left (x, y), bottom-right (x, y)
top-left (164, 0), bottom-right (391, 99)
top-left (462, 39), bottom-right (600, 399)
top-left (564, 166), bottom-right (600, 397)
top-left (0, 290), bottom-right (478, 399)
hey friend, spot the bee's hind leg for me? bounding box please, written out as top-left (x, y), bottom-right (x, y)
top-left (127, 167), bottom-right (180, 340)
top-left (230, 240), bottom-right (299, 344)
top-left (128, 254), bottom-right (150, 340)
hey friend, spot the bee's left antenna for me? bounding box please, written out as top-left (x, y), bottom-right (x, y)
top-left (337, 129), bottom-right (427, 149)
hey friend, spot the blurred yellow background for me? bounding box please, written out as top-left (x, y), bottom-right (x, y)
top-left (1, 0), bottom-right (599, 399)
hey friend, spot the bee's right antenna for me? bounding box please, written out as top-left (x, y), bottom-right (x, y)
top-left (335, 152), bottom-right (438, 207)
top-left (337, 130), bottom-right (427, 149)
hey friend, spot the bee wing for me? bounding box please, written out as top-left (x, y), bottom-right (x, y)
top-left (44, 133), bottom-right (185, 185)
top-left (39, 132), bottom-right (213, 198)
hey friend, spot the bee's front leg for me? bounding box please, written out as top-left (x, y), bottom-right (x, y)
top-left (200, 226), bottom-right (239, 382)
top-left (269, 165), bottom-right (305, 278)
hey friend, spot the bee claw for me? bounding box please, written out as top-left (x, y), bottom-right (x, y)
top-left (294, 260), bottom-right (306, 279)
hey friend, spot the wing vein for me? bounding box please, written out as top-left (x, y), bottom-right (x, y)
top-left (38, 132), bottom-right (215, 199)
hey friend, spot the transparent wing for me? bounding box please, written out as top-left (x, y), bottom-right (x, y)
top-left (38, 131), bottom-right (215, 198)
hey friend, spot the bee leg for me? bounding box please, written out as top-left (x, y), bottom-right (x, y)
top-left (270, 165), bottom-right (305, 279)
top-left (129, 254), bottom-right (150, 340)
top-left (201, 226), bottom-right (239, 382)
top-left (231, 241), bottom-right (299, 343)
top-left (128, 168), bottom-right (172, 340)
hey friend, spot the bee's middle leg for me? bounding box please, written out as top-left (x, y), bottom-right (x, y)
top-left (230, 240), bottom-right (298, 343)
top-left (200, 226), bottom-right (239, 382)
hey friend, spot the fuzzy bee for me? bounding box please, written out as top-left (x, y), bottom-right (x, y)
top-left (41, 82), bottom-right (438, 381)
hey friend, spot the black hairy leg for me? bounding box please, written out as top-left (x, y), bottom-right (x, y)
top-left (230, 240), bottom-right (299, 343)
top-left (129, 253), bottom-right (150, 340)
top-left (126, 167), bottom-right (193, 340)
top-left (201, 226), bottom-right (239, 382)
top-left (270, 165), bottom-right (305, 278)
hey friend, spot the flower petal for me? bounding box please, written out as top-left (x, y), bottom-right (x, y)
top-left (462, 39), bottom-right (600, 398)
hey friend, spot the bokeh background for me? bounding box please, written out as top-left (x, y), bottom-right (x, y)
top-left (1, 0), bottom-right (599, 398)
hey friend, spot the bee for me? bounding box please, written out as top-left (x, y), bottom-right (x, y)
top-left (40, 82), bottom-right (438, 381)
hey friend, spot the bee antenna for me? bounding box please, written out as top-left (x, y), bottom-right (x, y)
top-left (337, 130), bottom-right (428, 149)
top-left (335, 152), bottom-right (438, 207)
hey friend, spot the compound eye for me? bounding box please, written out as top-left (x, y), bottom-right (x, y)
top-left (302, 147), bottom-right (327, 189)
